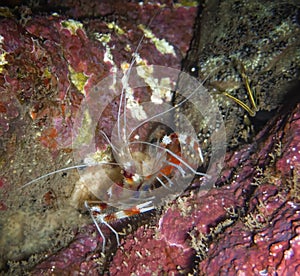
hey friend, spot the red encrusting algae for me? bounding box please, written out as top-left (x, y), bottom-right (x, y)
top-left (1, 0), bottom-right (299, 275)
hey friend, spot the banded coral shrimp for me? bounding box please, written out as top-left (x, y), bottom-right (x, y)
top-left (1, 8), bottom-right (226, 269)
top-left (19, 61), bottom-right (223, 254)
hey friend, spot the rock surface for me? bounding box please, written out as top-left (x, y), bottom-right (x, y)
top-left (0, 0), bottom-right (299, 275)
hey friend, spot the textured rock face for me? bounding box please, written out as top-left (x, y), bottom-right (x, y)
top-left (181, 0), bottom-right (300, 149)
top-left (0, 1), bottom-right (198, 274)
top-left (28, 97), bottom-right (300, 275)
top-left (107, 88), bottom-right (300, 275)
top-left (0, 0), bottom-right (300, 275)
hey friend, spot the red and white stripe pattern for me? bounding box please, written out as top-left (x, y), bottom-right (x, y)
top-left (161, 133), bottom-right (204, 163)
top-left (85, 132), bottom-right (204, 252)
top-left (85, 200), bottom-right (154, 252)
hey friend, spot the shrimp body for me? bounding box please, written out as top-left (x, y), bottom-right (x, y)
top-left (20, 40), bottom-right (226, 253)
top-left (71, 64), bottom-right (209, 211)
top-left (20, 63), bottom-right (225, 252)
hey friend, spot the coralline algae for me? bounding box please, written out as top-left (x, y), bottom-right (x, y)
top-left (0, 0), bottom-right (299, 275)
top-left (0, 1), bottom-right (197, 274)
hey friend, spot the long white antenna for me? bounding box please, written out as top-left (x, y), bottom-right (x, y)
top-left (117, 9), bottom-right (162, 145)
top-left (126, 64), bottom-right (219, 141)
top-left (19, 161), bottom-right (120, 190)
top-left (127, 84), bottom-right (203, 140)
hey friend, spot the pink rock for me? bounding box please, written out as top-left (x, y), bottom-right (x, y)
top-left (109, 94), bottom-right (300, 274)
top-left (1, 1), bottom-right (299, 275)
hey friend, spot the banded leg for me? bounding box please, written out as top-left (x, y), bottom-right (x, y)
top-left (85, 201), bottom-right (155, 252)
